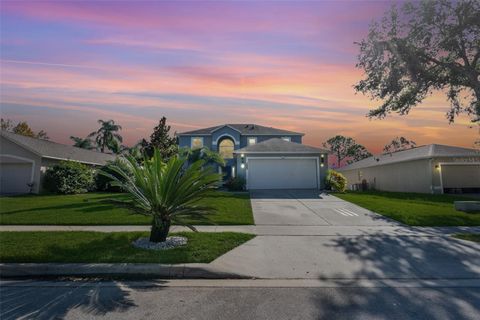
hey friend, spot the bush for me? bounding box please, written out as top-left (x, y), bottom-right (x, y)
top-left (95, 158), bottom-right (130, 192)
top-left (224, 177), bottom-right (246, 191)
top-left (43, 161), bottom-right (94, 194)
top-left (325, 170), bottom-right (347, 192)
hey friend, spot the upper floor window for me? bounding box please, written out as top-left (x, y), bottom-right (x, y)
top-left (281, 136), bottom-right (291, 142)
top-left (247, 137), bottom-right (257, 146)
top-left (191, 137), bottom-right (204, 149)
top-left (219, 138), bottom-right (235, 159)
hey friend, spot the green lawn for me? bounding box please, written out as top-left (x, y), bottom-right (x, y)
top-left (454, 234), bottom-right (480, 243)
top-left (0, 192), bottom-right (254, 225)
top-left (0, 231), bottom-right (254, 263)
top-left (335, 191), bottom-right (480, 226)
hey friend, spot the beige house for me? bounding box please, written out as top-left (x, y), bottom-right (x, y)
top-left (0, 131), bottom-right (116, 194)
top-left (338, 144), bottom-right (480, 194)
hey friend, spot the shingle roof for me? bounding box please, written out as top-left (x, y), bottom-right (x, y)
top-left (178, 124), bottom-right (304, 136)
top-left (338, 144), bottom-right (480, 171)
top-left (1, 131), bottom-right (116, 165)
top-left (234, 138), bottom-right (328, 154)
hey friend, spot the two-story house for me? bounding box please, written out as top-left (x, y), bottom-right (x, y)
top-left (178, 124), bottom-right (329, 190)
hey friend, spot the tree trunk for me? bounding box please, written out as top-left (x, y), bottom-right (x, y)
top-left (149, 217), bottom-right (171, 243)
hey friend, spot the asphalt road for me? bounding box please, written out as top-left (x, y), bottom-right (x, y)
top-left (1, 279), bottom-right (479, 320)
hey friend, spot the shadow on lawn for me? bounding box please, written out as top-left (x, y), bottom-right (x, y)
top-left (0, 280), bottom-right (167, 320)
top-left (1, 195), bottom-right (131, 216)
top-left (311, 233), bottom-right (480, 319)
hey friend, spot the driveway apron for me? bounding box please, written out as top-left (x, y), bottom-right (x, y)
top-left (211, 189), bottom-right (480, 280)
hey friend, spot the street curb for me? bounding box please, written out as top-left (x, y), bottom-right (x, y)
top-left (0, 263), bottom-right (249, 279)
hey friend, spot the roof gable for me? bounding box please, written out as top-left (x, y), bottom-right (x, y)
top-left (338, 144), bottom-right (480, 171)
top-left (1, 131), bottom-right (116, 165)
top-left (178, 123), bottom-right (304, 136)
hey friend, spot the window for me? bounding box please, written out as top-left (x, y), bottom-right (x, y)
top-left (191, 137), bottom-right (203, 149)
top-left (247, 137), bottom-right (257, 146)
top-left (281, 136), bottom-right (291, 142)
top-left (219, 138), bottom-right (234, 159)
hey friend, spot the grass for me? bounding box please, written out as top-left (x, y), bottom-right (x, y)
top-left (0, 191), bottom-right (254, 225)
top-left (454, 234), bottom-right (480, 243)
top-left (334, 191), bottom-right (480, 226)
top-left (0, 231), bottom-right (255, 263)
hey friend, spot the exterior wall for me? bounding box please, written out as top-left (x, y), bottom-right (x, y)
top-left (340, 159), bottom-right (432, 194)
top-left (0, 136), bottom-right (43, 193)
top-left (239, 134), bottom-right (302, 147)
top-left (235, 152), bottom-right (329, 189)
top-left (340, 155), bottom-right (480, 194)
top-left (178, 135), bottom-right (212, 149)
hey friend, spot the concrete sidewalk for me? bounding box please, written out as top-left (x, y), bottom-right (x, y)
top-left (1, 224), bottom-right (480, 236)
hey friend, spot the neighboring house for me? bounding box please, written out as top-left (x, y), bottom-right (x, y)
top-left (178, 124), bottom-right (329, 190)
top-left (0, 131), bottom-right (116, 194)
top-left (338, 144), bottom-right (480, 194)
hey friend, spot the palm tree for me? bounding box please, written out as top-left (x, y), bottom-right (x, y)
top-left (89, 119), bottom-right (123, 153)
top-left (101, 148), bottom-right (221, 242)
top-left (70, 136), bottom-right (95, 150)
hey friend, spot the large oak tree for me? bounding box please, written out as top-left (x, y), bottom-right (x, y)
top-left (355, 0), bottom-right (480, 123)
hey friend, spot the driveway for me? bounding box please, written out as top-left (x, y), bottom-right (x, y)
top-left (211, 189), bottom-right (480, 279)
top-left (250, 189), bottom-right (397, 226)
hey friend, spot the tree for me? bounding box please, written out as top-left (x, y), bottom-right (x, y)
top-left (348, 144), bottom-right (373, 163)
top-left (323, 135), bottom-right (372, 167)
top-left (383, 137), bottom-right (417, 153)
top-left (355, 0), bottom-right (480, 123)
top-left (101, 149), bottom-right (221, 242)
top-left (1, 118), bottom-right (49, 140)
top-left (146, 117), bottom-right (178, 159)
top-left (70, 136), bottom-right (95, 150)
top-left (1, 118), bottom-right (13, 131)
top-left (89, 119), bottom-right (123, 153)
top-left (179, 147), bottom-right (225, 168)
top-left (12, 122), bottom-right (34, 137)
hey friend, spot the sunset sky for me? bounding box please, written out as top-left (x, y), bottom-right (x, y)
top-left (1, 0), bottom-right (477, 153)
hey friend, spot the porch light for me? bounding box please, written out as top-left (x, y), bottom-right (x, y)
top-left (241, 153), bottom-right (245, 158)
top-left (320, 163), bottom-right (324, 167)
top-left (241, 163), bottom-right (245, 169)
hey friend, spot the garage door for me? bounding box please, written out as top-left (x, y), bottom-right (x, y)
top-left (0, 163), bottom-right (32, 194)
top-left (247, 158), bottom-right (318, 189)
top-left (441, 164), bottom-right (480, 188)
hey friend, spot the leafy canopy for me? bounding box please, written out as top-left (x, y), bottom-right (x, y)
top-left (383, 136), bottom-right (417, 153)
top-left (1, 118), bottom-right (49, 140)
top-left (323, 135), bottom-right (372, 167)
top-left (89, 119), bottom-right (123, 153)
top-left (355, 0), bottom-right (480, 122)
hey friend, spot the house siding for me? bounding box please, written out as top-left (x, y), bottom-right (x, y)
top-left (340, 155), bottom-right (480, 194)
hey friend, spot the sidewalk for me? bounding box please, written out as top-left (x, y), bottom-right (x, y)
top-left (1, 224), bottom-right (479, 236)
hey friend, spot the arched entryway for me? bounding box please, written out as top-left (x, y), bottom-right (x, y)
top-left (217, 137), bottom-right (235, 179)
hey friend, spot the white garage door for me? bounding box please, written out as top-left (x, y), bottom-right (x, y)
top-left (247, 158), bottom-right (318, 190)
top-left (441, 164), bottom-right (480, 188)
top-left (0, 163), bottom-right (32, 194)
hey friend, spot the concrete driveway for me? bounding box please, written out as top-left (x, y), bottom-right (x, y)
top-left (211, 189), bottom-right (480, 280)
top-left (250, 189), bottom-right (397, 226)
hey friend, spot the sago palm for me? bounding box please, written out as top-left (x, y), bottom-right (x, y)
top-left (101, 148), bottom-right (222, 242)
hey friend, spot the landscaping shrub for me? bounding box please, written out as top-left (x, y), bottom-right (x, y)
top-left (95, 158), bottom-right (130, 192)
top-left (43, 161), bottom-right (94, 194)
top-left (325, 170), bottom-right (347, 192)
top-left (224, 177), bottom-right (246, 191)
